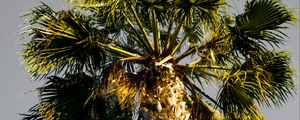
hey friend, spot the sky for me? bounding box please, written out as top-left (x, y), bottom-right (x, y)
top-left (0, 0), bottom-right (298, 120)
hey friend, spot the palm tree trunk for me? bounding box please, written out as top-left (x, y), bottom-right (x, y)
top-left (140, 63), bottom-right (190, 120)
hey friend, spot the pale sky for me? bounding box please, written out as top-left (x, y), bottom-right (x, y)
top-left (0, 0), bottom-right (299, 120)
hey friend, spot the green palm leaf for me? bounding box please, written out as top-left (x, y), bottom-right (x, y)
top-left (23, 4), bottom-right (104, 78)
top-left (217, 51), bottom-right (295, 119)
top-left (22, 3), bottom-right (140, 79)
top-left (229, 0), bottom-right (295, 55)
top-left (241, 51), bottom-right (295, 107)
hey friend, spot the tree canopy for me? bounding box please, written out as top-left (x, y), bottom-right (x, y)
top-left (20, 0), bottom-right (297, 120)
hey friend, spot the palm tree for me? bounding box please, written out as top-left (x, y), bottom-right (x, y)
top-left (20, 0), bottom-right (297, 119)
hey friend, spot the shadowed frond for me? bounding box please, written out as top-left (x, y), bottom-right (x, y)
top-left (20, 105), bottom-right (44, 120)
top-left (21, 73), bottom-right (132, 120)
top-left (190, 95), bottom-right (224, 120)
top-left (24, 73), bottom-right (105, 119)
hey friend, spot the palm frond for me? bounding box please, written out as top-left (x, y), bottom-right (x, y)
top-left (178, 0), bottom-right (296, 62)
top-left (23, 4), bottom-right (103, 78)
top-left (229, 0), bottom-right (295, 56)
top-left (21, 72), bottom-right (133, 120)
top-left (22, 4), bottom-right (140, 79)
top-left (23, 73), bottom-right (105, 119)
top-left (218, 69), bottom-right (259, 118)
top-left (164, 0), bottom-right (225, 56)
top-left (217, 51), bottom-right (295, 119)
top-left (20, 105), bottom-right (44, 120)
top-left (240, 51), bottom-right (295, 107)
top-left (175, 0), bottom-right (224, 22)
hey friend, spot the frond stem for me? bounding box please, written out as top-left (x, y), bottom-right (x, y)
top-left (171, 23), bottom-right (198, 56)
top-left (97, 42), bottom-right (139, 57)
top-left (165, 13), bottom-right (186, 55)
top-left (123, 11), bottom-right (152, 55)
top-left (185, 64), bottom-right (231, 70)
top-left (174, 36), bottom-right (226, 62)
top-left (151, 8), bottom-right (161, 57)
top-left (120, 56), bottom-right (147, 62)
top-left (130, 5), bottom-right (154, 54)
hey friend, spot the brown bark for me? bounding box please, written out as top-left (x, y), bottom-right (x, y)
top-left (140, 63), bottom-right (190, 120)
